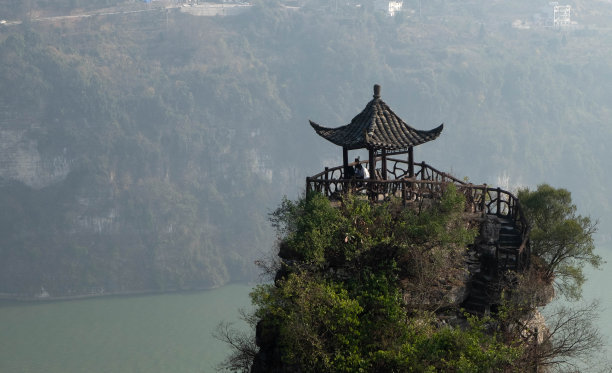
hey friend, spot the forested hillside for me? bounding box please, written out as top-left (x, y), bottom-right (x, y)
top-left (1, 0), bottom-right (611, 297)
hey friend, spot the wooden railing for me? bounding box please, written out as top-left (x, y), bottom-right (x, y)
top-left (306, 158), bottom-right (531, 270)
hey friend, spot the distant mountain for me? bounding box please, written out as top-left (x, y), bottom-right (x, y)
top-left (1, 0), bottom-right (612, 297)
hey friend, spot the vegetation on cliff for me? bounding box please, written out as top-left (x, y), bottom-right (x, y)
top-left (221, 188), bottom-right (517, 372)
top-left (518, 184), bottom-right (601, 301)
top-left (219, 184), bottom-right (604, 372)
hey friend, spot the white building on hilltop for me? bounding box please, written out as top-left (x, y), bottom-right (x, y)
top-left (532, 2), bottom-right (574, 28)
top-left (376, 0), bottom-right (403, 17)
top-left (552, 3), bottom-right (571, 27)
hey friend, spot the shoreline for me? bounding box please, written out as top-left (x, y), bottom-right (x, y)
top-left (0, 282), bottom-right (255, 303)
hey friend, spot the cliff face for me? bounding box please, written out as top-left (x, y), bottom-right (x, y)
top-left (0, 23), bottom-right (282, 298)
top-left (0, 127), bottom-right (72, 189)
top-left (0, 107), bottom-right (278, 297)
top-left (0, 129), bottom-right (275, 298)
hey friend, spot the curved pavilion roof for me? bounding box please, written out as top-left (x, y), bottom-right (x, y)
top-left (309, 85), bottom-right (443, 151)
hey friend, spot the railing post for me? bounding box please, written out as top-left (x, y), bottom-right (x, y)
top-left (497, 187), bottom-right (501, 216)
top-left (482, 184), bottom-right (487, 214)
top-left (342, 147), bottom-right (349, 179)
top-left (324, 167), bottom-right (329, 196)
top-left (381, 149), bottom-right (387, 180)
top-left (408, 146), bottom-right (414, 178)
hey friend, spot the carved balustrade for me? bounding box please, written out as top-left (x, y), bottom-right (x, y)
top-left (306, 157), bottom-right (531, 270)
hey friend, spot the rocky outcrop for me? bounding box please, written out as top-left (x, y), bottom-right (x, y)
top-left (251, 211), bottom-right (536, 372)
top-left (0, 128), bottom-right (73, 189)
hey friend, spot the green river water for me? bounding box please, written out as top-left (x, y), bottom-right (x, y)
top-left (0, 283), bottom-right (253, 373)
top-left (1, 249), bottom-right (611, 373)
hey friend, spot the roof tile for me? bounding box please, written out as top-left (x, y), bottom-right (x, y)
top-left (309, 85), bottom-right (443, 150)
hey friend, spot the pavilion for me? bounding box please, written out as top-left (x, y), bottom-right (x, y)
top-left (306, 85), bottom-right (532, 313)
top-left (309, 84), bottom-right (443, 181)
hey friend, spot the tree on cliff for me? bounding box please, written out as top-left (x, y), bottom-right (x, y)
top-left (517, 184), bottom-right (602, 300)
top-left (497, 184), bottom-right (606, 371)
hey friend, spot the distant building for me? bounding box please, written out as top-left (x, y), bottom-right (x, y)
top-left (532, 2), bottom-right (573, 28)
top-left (552, 3), bottom-right (571, 27)
top-left (375, 0), bottom-right (403, 17)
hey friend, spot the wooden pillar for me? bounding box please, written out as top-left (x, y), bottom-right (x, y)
top-left (381, 149), bottom-right (387, 180)
top-left (497, 187), bottom-right (501, 215)
top-left (368, 148), bottom-right (375, 180)
top-left (482, 184), bottom-right (487, 213)
top-left (324, 167), bottom-right (329, 196)
top-left (342, 146), bottom-right (349, 179)
top-left (408, 146), bottom-right (414, 178)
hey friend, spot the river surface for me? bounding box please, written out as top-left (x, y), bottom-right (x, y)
top-left (0, 283), bottom-right (253, 373)
top-left (1, 249), bottom-right (611, 373)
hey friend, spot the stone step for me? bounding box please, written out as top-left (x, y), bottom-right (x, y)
top-left (499, 240), bottom-right (521, 248)
top-left (499, 232), bottom-right (521, 240)
top-left (498, 246), bottom-right (519, 253)
top-left (496, 218), bottom-right (514, 226)
top-left (497, 251), bottom-right (518, 258)
top-left (466, 214), bottom-right (529, 317)
top-left (462, 300), bottom-right (489, 315)
top-left (499, 224), bottom-right (520, 232)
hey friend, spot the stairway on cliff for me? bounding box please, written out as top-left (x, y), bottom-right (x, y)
top-left (497, 218), bottom-right (523, 272)
top-left (461, 215), bottom-right (523, 316)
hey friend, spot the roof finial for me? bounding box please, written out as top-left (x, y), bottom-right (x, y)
top-left (373, 84), bottom-right (381, 99)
